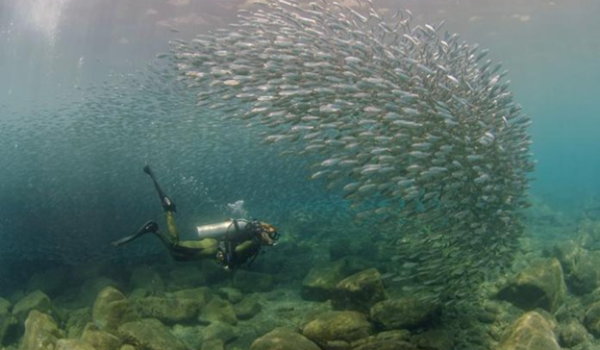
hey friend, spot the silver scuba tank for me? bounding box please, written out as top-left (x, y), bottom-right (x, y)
top-left (196, 219), bottom-right (249, 240)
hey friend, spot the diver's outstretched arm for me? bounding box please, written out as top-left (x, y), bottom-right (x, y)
top-left (143, 165), bottom-right (177, 212)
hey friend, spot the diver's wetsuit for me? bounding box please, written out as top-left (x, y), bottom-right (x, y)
top-left (155, 211), bottom-right (220, 261)
top-left (154, 211), bottom-right (262, 267)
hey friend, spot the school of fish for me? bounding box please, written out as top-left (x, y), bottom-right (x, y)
top-left (167, 0), bottom-right (535, 303)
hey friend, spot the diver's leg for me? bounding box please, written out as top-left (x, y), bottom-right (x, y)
top-left (111, 221), bottom-right (159, 247)
top-left (141, 167), bottom-right (217, 261)
top-left (165, 211), bottom-right (180, 243)
top-left (173, 238), bottom-right (219, 261)
top-left (144, 165), bottom-right (177, 212)
top-left (156, 210), bottom-right (218, 261)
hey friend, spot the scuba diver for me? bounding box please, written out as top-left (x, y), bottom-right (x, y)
top-left (111, 165), bottom-right (280, 270)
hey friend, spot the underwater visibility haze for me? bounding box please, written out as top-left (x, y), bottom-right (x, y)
top-left (1, 1), bottom-right (600, 350)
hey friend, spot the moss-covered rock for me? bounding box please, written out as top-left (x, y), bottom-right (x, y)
top-left (232, 270), bottom-right (273, 293)
top-left (81, 323), bottom-right (122, 350)
top-left (234, 295), bottom-right (261, 320)
top-left (19, 310), bottom-right (65, 350)
top-left (332, 268), bottom-right (386, 313)
top-left (92, 287), bottom-right (138, 331)
top-left (79, 277), bottom-right (121, 306)
top-left (251, 328), bottom-right (320, 350)
top-left (568, 250), bottom-right (600, 295)
top-left (171, 324), bottom-right (204, 349)
top-left (199, 297), bottom-right (237, 325)
top-left (64, 308), bottom-right (92, 338)
top-left (351, 330), bottom-right (414, 350)
top-left (173, 287), bottom-right (212, 308)
top-left (583, 300), bottom-right (600, 337)
top-left (370, 297), bottom-right (439, 330)
top-left (497, 258), bottom-right (566, 313)
top-left (217, 288), bottom-right (243, 304)
top-left (556, 320), bottom-right (590, 348)
top-left (302, 311), bottom-right (373, 348)
top-left (55, 339), bottom-right (97, 350)
top-left (133, 297), bottom-right (198, 324)
top-left (411, 329), bottom-right (455, 350)
top-left (203, 321), bottom-right (238, 344)
top-left (496, 312), bottom-right (559, 350)
top-left (201, 339), bottom-right (225, 350)
top-left (301, 259), bottom-right (363, 302)
top-left (12, 290), bottom-right (52, 323)
top-left (553, 240), bottom-right (583, 275)
top-left (118, 318), bottom-right (187, 350)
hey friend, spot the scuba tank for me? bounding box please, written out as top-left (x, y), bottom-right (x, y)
top-left (196, 219), bottom-right (250, 241)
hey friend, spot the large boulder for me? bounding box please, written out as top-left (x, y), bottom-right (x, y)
top-left (217, 288), bottom-right (243, 304)
top-left (19, 310), bottom-right (65, 350)
top-left (133, 297), bottom-right (198, 324)
top-left (118, 318), bottom-right (187, 350)
top-left (301, 258), bottom-right (365, 302)
top-left (12, 290), bottom-right (52, 322)
top-left (497, 258), bottom-right (566, 313)
top-left (370, 297), bottom-right (439, 330)
top-left (199, 297), bottom-right (237, 325)
top-left (566, 251), bottom-right (600, 295)
top-left (556, 320), bottom-right (590, 348)
top-left (351, 330), bottom-right (414, 350)
top-left (64, 308), bottom-right (92, 338)
top-left (411, 329), bottom-right (455, 350)
top-left (81, 323), bottom-right (122, 350)
top-left (92, 287), bottom-right (138, 331)
top-left (234, 295), bottom-right (261, 320)
top-left (232, 270), bottom-right (273, 293)
top-left (583, 300), bottom-right (600, 337)
top-left (251, 328), bottom-right (321, 350)
top-left (496, 312), bottom-right (560, 350)
top-left (55, 339), bottom-right (97, 350)
top-left (79, 277), bottom-right (121, 306)
top-left (201, 339), bottom-right (225, 350)
top-left (173, 287), bottom-right (213, 308)
top-left (302, 311), bottom-right (373, 349)
top-left (332, 268), bottom-right (386, 313)
top-left (553, 240), bottom-right (583, 275)
top-left (171, 325), bottom-right (204, 349)
top-left (202, 321), bottom-right (239, 344)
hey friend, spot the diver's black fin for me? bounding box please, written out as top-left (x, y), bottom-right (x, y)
top-left (111, 221), bottom-right (158, 247)
top-left (144, 165), bottom-right (177, 212)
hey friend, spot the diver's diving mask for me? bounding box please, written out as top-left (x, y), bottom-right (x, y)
top-left (258, 222), bottom-right (280, 246)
